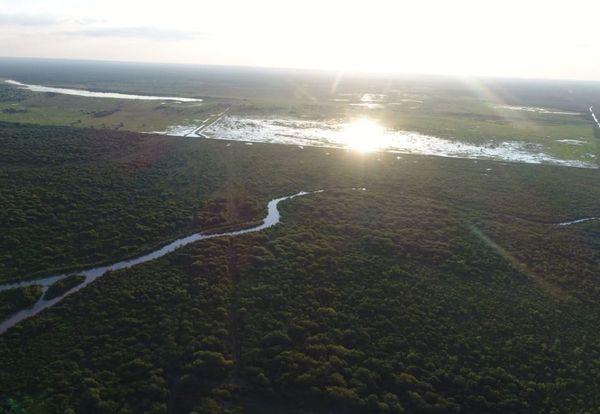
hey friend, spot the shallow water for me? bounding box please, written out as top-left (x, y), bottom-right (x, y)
top-left (5, 80), bottom-right (203, 102)
top-left (558, 217), bottom-right (598, 226)
top-left (360, 93), bottom-right (386, 102)
top-left (150, 108), bottom-right (230, 137)
top-left (556, 139), bottom-right (587, 145)
top-left (196, 116), bottom-right (595, 168)
top-left (590, 107), bottom-right (600, 129)
top-left (496, 105), bottom-right (580, 116)
top-left (349, 103), bottom-right (385, 109)
top-left (0, 191), bottom-right (320, 334)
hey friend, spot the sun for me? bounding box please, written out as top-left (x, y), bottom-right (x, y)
top-left (340, 118), bottom-right (387, 152)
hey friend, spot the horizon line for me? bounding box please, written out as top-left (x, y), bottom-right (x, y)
top-left (1, 55), bottom-right (600, 84)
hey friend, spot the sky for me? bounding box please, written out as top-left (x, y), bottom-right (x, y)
top-left (0, 0), bottom-right (599, 81)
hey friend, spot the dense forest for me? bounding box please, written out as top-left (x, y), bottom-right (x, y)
top-left (0, 121), bottom-right (222, 282)
top-left (1, 122), bottom-right (600, 413)
top-left (44, 275), bottom-right (86, 300)
top-left (0, 286), bottom-right (43, 321)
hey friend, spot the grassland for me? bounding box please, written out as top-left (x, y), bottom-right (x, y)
top-left (0, 82), bottom-right (223, 132)
top-left (1, 122), bottom-right (600, 413)
top-left (0, 59), bottom-right (598, 165)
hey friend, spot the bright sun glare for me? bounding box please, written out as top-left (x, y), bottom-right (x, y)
top-left (341, 119), bottom-right (387, 152)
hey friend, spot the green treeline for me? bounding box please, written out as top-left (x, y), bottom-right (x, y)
top-left (0, 285), bottom-right (43, 320)
top-left (44, 275), bottom-right (86, 300)
top-left (0, 122), bottom-right (223, 283)
top-left (2, 189), bottom-right (600, 413)
top-left (1, 122), bottom-right (600, 413)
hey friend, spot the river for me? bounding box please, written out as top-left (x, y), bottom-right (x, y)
top-left (0, 191), bottom-right (320, 334)
top-left (5, 80), bottom-right (203, 102)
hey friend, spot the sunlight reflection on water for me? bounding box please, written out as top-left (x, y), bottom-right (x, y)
top-left (198, 116), bottom-right (595, 168)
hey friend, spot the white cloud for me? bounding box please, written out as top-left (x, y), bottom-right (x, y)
top-left (62, 26), bottom-right (209, 41)
top-left (0, 13), bottom-right (61, 26)
top-left (0, 0), bottom-right (599, 80)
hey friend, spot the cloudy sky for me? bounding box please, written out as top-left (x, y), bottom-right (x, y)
top-left (1, 0), bottom-right (599, 80)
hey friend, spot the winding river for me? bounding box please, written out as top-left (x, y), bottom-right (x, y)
top-left (0, 191), bottom-right (320, 335)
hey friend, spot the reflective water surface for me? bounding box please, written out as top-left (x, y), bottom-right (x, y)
top-left (5, 80), bottom-right (203, 102)
top-left (0, 191), bottom-right (319, 334)
top-left (198, 116), bottom-right (596, 168)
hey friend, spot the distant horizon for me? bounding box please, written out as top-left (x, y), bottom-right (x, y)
top-left (2, 55), bottom-right (600, 85)
top-left (2, 0), bottom-right (599, 82)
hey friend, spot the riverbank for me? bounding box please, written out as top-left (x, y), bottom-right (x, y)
top-left (0, 191), bottom-right (320, 334)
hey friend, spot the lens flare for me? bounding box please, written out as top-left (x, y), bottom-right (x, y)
top-left (340, 118), bottom-right (387, 152)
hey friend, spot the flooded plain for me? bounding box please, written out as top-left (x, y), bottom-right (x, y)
top-left (496, 105), bottom-right (580, 116)
top-left (4, 77), bottom-right (596, 168)
top-left (191, 116), bottom-right (597, 168)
